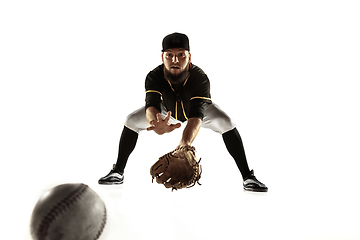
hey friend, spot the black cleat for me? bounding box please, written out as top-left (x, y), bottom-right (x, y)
top-left (243, 170), bottom-right (268, 192)
top-left (98, 164), bottom-right (124, 185)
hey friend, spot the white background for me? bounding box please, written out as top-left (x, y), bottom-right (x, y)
top-left (1, 0), bottom-right (359, 239)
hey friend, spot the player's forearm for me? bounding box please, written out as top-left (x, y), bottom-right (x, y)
top-left (179, 117), bottom-right (202, 146)
top-left (146, 106), bottom-right (160, 124)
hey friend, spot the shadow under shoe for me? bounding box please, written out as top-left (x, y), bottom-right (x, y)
top-left (243, 170), bottom-right (268, 192)
top-left (98, 164), bottom-right (124, 185)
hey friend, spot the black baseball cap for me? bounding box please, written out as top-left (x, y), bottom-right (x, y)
top-left (162, 32), bottom-right (190, 52)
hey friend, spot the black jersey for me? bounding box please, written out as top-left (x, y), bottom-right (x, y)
top-left (145, 63), bottom-right (212, 122)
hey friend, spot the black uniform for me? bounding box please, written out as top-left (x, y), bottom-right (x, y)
top-left (145, 63), bottom-right (212, 122)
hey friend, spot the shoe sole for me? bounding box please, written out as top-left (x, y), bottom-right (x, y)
top-left (98, 181), bottom-right (124, 185)
top-left (244, 187), bottom-right (268, 192)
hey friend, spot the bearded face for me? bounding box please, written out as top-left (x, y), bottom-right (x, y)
top-left (162, 48), bottom-right (191, 84)
top-left (163, 62), bottom-right (190, 84)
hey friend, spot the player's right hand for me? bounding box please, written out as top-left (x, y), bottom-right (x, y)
top-left (146, 111), bottom-right (181, 135)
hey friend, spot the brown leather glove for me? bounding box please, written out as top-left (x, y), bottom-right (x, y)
top-left (150, 146), bottom-right (202, 191)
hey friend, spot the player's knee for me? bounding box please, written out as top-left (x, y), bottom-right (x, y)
top-left (125, 112), bottom-right (136, 124)
top-left (216, 116), bottom-right (235, 134)
top-left (124, 107), bottom-right (148, 133)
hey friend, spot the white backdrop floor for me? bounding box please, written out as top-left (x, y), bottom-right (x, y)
top-left (2, 1), bottom-right (360, 239)
top-left (6, 128), bottom-right (360, 240)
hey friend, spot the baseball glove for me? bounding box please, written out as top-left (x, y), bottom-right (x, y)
top-left (150, 146), bottom-right (202, 191)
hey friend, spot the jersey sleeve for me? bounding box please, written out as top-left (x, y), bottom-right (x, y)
top-left (189, 101), bottom-right (209, 120)
top-left (188, 69), bottom-right (212, 120)
top-left (145, 69), bottom-right (163, 112)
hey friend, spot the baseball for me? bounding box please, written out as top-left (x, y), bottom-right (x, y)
top-left (30, 183), bottom-right (107, 240)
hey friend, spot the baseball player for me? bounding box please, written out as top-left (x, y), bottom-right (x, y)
top-left (99, 33), bottom-right (268, 192)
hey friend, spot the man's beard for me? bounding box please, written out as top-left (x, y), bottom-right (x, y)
top-left (164, 64), bottom-right (190, 85)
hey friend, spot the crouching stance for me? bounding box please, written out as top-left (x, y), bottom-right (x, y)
top-left (99, 33), bottom-right (267, 192)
